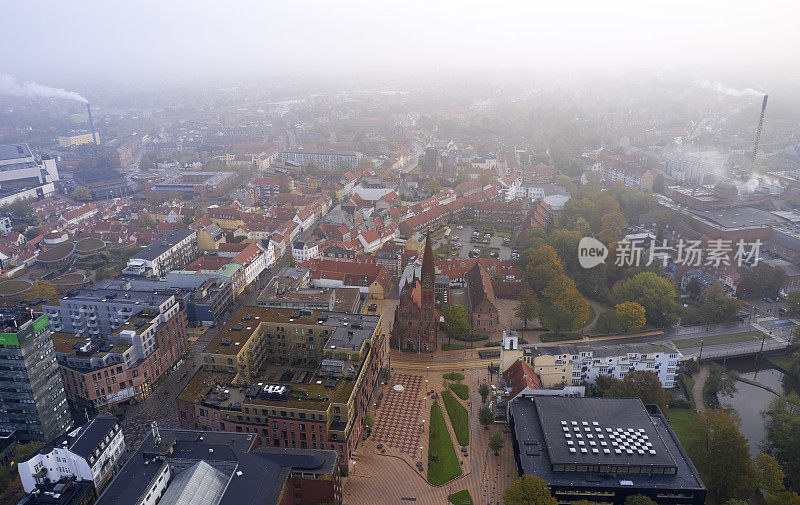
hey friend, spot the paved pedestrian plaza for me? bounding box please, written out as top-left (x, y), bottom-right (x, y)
top-left (372, 373), bottom-right (425, 456)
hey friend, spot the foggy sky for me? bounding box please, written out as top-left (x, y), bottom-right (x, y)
top-left (2, 0), bottom-right (798, 87)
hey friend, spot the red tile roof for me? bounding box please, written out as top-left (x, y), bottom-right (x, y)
top-left (502, 360), bottom-right (542, 399)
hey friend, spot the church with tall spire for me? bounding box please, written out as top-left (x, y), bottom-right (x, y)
top-left (390, 229), bottom-right (439, 353)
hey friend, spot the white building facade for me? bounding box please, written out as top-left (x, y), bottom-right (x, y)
top-left (19, 415), bottom-right (124, 494)
top-left (292, 241), bottom-right (320, 262)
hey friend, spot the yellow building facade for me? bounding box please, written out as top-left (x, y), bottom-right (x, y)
top-left (58, 133), bottom-right (100, 147)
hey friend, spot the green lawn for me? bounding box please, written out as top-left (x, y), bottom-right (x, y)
top-left (672, 331), bottom-right (764, 350)
top-left (667, 407), bottom-right (696, 446)
top-left (428, 401), bottom-right (463, 485)
top-left (679, 373), bottom-right (696, 409)
top-left (539, 332), bottom-right (582, 342)
top-left (448, 383), bottom-right (469, 400)
top-left (765, 355), bottom-right (798, 379)
top-left (443, 372), bottom-right (465, 381)
top-left (441, 343), bottom-right (471, 351)
top-left (441, 390), bottom-right (469, 446)
top-left (766, 355), bottom-right (791, 370)
top-left (448, 489), bottom-right (474, 505)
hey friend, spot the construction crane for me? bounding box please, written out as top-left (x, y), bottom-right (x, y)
top-left (751, 94), bottom-right (768, 171)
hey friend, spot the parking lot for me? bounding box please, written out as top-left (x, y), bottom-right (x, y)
top-left (437, 224), bottom-right (518, 261)
top-left (743, 296), bottom-right (789, 317)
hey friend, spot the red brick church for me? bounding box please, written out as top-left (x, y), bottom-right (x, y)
top-left (390, 230), bottom-right (439, 352)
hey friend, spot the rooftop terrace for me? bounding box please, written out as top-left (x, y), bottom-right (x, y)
top-left (179, 370), bottom-right (355, 411)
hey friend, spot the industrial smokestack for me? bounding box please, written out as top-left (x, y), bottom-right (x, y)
top-left (751, 94), bottom-right (768, 171)
top-left (86, 103), bottom-right (98, 145)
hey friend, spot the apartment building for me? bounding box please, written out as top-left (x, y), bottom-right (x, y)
top-left (292, 241), bottom-right (320, 262)
top-left (123, 228), bottom-right (198, 277)
top-left (0, 309), bottom-right (72, 442)
top-left (177, 307), bottom-right (385, 469)
top-left (519, 343), bottom-right (681, 388)
top-left (58, 133), bottom-right (100, 147)
top-left (280, 149), bottom-right (363, 171)
top-left (250, 176), bottom-right (284, 199)
top-left (43, 285), bottom-right (180, 336)
top-left (53, 301), bottom-right (188, 412)
top-left (19, 415), bottom-right (124, 495)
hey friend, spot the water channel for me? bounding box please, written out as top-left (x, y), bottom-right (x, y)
top-left (718, 355), bottom-right (800, 455)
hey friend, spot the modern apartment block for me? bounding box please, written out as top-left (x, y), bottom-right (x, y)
top-left (123, 228), bottom-right (198, 277)
top-left (280, 149), bottom-right (363, 171)
top-left (43, 286), bottom-right (182, 337)
top-left (98, 277), bottom-right (233, 327)
top-left (19, 414), bottom-right (124, 496)
top-left (177, 306), bottom-right (385, 469)
top-left (0, 309), bottom-right (72, 442)
top-left (52, 299), bottom-right (188, 412)
top-left (519, 343), bottom-right (681, 388)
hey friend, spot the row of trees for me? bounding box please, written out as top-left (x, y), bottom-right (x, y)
top-left (764, 393), bottom-right (800, 492)
top-left (683, 282), bottom-right (743, 325)
top-left (738, 262), bottom-right (788, 298)
top-left (684, 408), bottom-right (800, 505)
top-left (521, 245), bottom-right (591, 333)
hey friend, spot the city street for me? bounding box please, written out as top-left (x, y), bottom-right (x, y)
top-left (116, 322), bottom-right (218, 450)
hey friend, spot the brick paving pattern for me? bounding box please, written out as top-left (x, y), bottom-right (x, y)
top-left (345, 372), bottom-right (517, 505)
top-left (372, 373), bottom-right (424, 455)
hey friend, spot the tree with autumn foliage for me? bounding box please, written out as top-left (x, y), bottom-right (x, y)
top-left (503, 476), bottom-right (558, 505)
top-left (614, 301), bottom-right (646, 332)
top-left (684, 409), bottom-right (756, 503)
top-left (612, 272), bottom-right (679, 327)
top-left (604, 370), bottom-right (670, 415)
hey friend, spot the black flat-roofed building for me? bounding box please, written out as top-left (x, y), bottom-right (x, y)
top-left (18, 477), bottom-right (95, 505)
top-left (509, 396), bottom-right (706, 505)
top-left (95, 428), bottom-right (341, 505)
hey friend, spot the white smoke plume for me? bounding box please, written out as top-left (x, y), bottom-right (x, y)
top-left (694, 78), bottom-right (765, 98)
top-left (734, 177), bottom-right (759, 194)
top-left (733, 173), bottom-right (780, 195)
top-left (0, 73), bottom-right (88, 104)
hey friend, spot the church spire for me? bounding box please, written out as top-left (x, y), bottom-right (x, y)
top-left (421, 228), bottom-right (435, 284)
